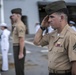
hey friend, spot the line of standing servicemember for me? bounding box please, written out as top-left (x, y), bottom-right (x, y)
top-left (10, 8), bottom-right (26, 75)
top-left (34, 0), bottom-right (76, 75)
top-left (0, 8), bottom-right (26, 75)
top-left (0, 0), bottom-right (76, 75)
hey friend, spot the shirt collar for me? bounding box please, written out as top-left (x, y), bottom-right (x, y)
top-left (52, 24), bottom-right (70, 38)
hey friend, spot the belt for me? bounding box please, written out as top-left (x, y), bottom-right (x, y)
top-left (49, 69), bottom-right (71, 74)
top-left (13, 43), bottom-right (19, 46)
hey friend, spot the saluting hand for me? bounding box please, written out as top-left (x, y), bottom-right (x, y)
top-left (41, 15), bottom-right (49, 27)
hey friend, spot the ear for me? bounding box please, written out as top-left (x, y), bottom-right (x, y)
top-left (60, 14), bottom-right (64, 20)
top-left (17, 14), bottom-right (21, 18)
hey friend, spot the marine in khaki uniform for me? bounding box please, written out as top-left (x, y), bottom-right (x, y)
top-left (11, 8), bottom-right (26, 75)
top-left (34, 1), bottom-right (76, 75)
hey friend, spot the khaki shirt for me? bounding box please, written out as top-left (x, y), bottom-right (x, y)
top-left (40, 25), bottom-right (76, 70)
top-left (12, 21), bottom-right (26, 45)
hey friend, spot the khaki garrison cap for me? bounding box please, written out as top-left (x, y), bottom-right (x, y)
top-left (45, 1), bottom-right (67, 15)
top-left (11, 8), bottom-right (22, 15)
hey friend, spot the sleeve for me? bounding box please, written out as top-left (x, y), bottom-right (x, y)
top-left (17, 25), bottom-right (25, 37)
top-left (40, 34), bottom-right (50, 46)
top-left (68, 34), bottom-right (76, 62)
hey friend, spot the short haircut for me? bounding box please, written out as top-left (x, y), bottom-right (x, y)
top-left (55, 8), bottom-right (69, 17)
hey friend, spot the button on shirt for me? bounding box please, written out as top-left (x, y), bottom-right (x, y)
top-left (40, 25), bottom-right (76, 70)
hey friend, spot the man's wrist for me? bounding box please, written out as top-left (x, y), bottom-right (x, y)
top-left (19, 51), bottom-right (23, 54)
top-left (40, 26), bottom-right (46, 31)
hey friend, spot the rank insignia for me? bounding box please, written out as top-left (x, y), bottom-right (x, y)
top-left (73, 43), bottom-right (76, 50)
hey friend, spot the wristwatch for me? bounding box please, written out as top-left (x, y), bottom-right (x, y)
top-left (40, 26), bottom-right (46, 31)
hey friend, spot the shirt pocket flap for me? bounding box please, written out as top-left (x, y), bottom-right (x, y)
top-left (53, 47), bottom-right (64, 53)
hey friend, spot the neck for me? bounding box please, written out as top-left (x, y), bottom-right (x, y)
top-left (16, 18), bottom-right (21, 23)
top-left (57, 21), bottom-right (68, 33)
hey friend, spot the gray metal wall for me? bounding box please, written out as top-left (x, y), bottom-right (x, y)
top-left (0, 0), bottom-right (76, 34)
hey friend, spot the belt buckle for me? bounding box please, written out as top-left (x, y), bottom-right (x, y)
top-left (54, 70), bottom-right (59, 73)
top-left (51, 69), bottom-right (57, 73)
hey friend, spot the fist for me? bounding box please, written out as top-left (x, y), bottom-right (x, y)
top-left (18, 53), bottom-right (24, 59)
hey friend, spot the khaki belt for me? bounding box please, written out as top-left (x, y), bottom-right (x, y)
top-left (13, 43), bottom-right (19, 46)
top-left (49, 69), bottom-right (70, 74)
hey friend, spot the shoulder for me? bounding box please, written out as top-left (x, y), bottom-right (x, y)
top-left (66, 27), bottom-right (76, 39)
top-left (4, 29), bottom-right (10, 35)
top-left (16, 21), bottom-right (26, 29)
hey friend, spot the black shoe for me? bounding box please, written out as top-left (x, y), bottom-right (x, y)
top-left (1, 69), bottom-right (8, 72)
